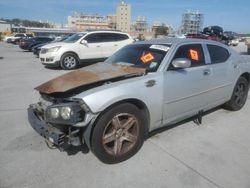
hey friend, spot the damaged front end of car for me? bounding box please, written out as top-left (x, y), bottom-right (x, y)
top-left (28, 94), bottom-right (97, 150)
top-left (27, 62), bottom-right (145, 151)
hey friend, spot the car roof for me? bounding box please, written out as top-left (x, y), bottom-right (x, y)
top-left (34, 36), bottom-right (53, 39)
top-left (77, 30), bottom-right (129, 35)
top-left (135, 37), bottom-right (227, 47)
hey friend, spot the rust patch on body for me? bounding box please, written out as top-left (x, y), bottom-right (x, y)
top-left (35, 62), bottom-right (145, 94)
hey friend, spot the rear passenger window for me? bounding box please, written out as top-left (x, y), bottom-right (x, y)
top-left (207, 44), bottom-right (230, 64)
top-left (171, 44), bottom-right (205, 68)
top-left (115, 34), bottom-right (129, 41)
top-left (99, 33), bottom-right (116, 42)
top-left (85, 33), bottom-right (129, 43)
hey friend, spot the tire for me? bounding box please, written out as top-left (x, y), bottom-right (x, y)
top-left (91, 103), bottom-right (146, 164)
top-left (60, 53), bottom-right (79, 70)
top-left (224, 77), bottom-right (249, 111)
top-left (248, 48), bottom-right (250, 55)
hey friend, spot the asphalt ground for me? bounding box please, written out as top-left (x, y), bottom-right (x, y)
top-left (0, 42), bottom-right (250, 188)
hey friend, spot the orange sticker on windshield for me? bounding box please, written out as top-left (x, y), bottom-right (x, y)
top-left (140, 53), bottom-right (155, 64)
top-left (189, 49), bottom-right (199, 61)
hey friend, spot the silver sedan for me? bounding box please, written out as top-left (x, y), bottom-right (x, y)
top-left (28, 38), bottom-right (250, 163)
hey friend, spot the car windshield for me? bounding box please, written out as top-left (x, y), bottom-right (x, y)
top-left (105, 44), bottom-right (170, 72)
top-left (64, 33), bottom-right (86, 43)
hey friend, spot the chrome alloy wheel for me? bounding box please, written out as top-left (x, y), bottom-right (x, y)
top-left (63, 56), bottom-right (76, 69)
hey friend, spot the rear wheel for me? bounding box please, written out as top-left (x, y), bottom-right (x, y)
top-left (91, 103), bottom-right (146, 164)
top-left (224, 77), bottom-right (249, 111)
top-left (60, 53), bottom-right (79, 70)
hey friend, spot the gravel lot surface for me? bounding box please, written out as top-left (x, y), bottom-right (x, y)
top-left (0, 42), bottom-right (250, 188)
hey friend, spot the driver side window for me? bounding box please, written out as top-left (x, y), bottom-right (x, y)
top-left (169, 44), bottom-right (205, 70)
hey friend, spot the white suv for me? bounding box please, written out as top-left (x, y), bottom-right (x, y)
top-left (39, 31), bottom-right (134, 70)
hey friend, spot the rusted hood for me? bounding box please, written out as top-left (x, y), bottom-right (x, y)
top-left (35, 62), bottom-right (145, 94)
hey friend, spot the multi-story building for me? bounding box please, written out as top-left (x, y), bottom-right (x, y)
top-left (132, 16), bottom-right (148, 32)
top-left (68, 12), bottom-right (109, 31)
top-left (107, 14), bottom-right (117, 30)
top-left (181, 11), bottom-right (204, 34)
top-left (116, 1), bottom-right (131, 32)
top-left (0, 20), bottom-right (11, 32)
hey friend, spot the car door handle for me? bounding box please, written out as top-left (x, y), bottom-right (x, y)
top-left (114, 44), bottom-right (118, 46)
top-left (234, 64), bottom-right (239, 69)
top-left (145, 80), bottom-right (156, 87)
top-left (96, 45), bottom-right (101, 47)
top-left (203, 69), bottom-right (211, 76)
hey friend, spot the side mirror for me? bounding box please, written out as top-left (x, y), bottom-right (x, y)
top-left (80, 40), bottom-right (88, 45)
top-left (172, 58), bottom-right (191, 69)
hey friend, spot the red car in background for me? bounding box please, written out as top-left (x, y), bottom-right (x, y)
top-left (186, 33), bottom-right (225, 43)
top-left (186, 26), bottom-right (230, 45)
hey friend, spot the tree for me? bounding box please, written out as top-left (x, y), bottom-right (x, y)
top-left (154, 26), bottom-right (169, 38)
top-left (1, 18), bottom-right (53, 28)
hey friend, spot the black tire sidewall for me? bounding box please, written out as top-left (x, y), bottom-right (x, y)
top-left (226, 77), bottom-right (249, 111)
top-left (60, 53), bottom-right (79, 70)
top-left (91, 103), bottom-right (146, 164)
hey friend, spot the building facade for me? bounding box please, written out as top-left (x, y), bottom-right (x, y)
top-left (132, 16), bottom-right (148, 32)
top-left (181, 11), bottom-right (204, 34)
top-left (116, 1), bottom-right (131, 32)
top-left (107, 14), bottom-right (117, 30)
top-left (68, 12), bottom-right (109, 31)
top-left (0, 20), bottom-right (11, 32)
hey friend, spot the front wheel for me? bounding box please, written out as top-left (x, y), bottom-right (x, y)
top-left (224, 77), bottom-right (249, 111)
top-left (91, 103), bottom-right (146, 164)
top-left (60, 53), bottom-right (79, 70)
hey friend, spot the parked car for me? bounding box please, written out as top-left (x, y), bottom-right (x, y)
top-left (39, 30), bottom-right (134, 70)
top-left (32, 35), bottom-right (71, 57)
top-left (203, 26), bottom-right (224, 36)
top-left (11, 33), bottom-right (33, 45)
top-left (230, 38), bottom-right (239, 46)
top-left (7, 33), bottom-right (33, 44)
top-left (19, 36), bottom-right (54, 51)
top-left (28, 38), bottom-right (250, 164)
top-left (4, 33), bottom-right (28, 43)
top-left (187, 33), bottom-right (222, 41)
top-left (187, 25), bottom-right (230, 45)
top-left (32, 43), bottom-right (48, 57)
top-left (224, 31), bottom-right (236, 40)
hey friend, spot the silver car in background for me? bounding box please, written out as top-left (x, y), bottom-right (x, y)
top-left (28, 38), bottom-right (250, 163)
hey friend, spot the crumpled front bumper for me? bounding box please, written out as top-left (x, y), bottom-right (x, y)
top-left (27, 104), bottom-right (69, 149)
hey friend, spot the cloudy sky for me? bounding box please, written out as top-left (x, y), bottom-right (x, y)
top-left (0, 0), bottom-right (249, 33)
